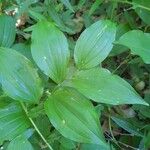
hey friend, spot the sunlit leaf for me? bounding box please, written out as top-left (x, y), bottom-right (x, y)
top-left (74, 20), bottom-right (116, 69)
top-left (7, 134), bottom-right (33, 150)
top-left (0, 47), bottom-right (43, 103)
top-left (45, 87), bottom-right (108, 148)
top-left (31, 20), bottom-right (70, 83)
top-left (66, 68), bottom-right (148, 105)
top-left (117, 30), bottom-right (150, 64)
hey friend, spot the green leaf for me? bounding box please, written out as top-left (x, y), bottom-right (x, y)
top-left (45, 87), bottom-right (108, 147)
top-left (0, 103), bottom-right (30, 143)
top-left (7, 134), bottom-right (34, 150)
top-left (31, 20), bottom-right (70, 83)
top-left (66, 68), bottom-right (148, 105)
top-left (0, 96), bottom-right (12, 108)
top-left (77, 0), bottom-right (87, 9)
top-left (110, 24), bottom-right (130, 56)
top-left (15, 0), bottom-right (38, 18)
top-left (34, 115), bottom-right (51, 138)
top-left (111, 116), bottom-right (144, 137)
top-left (88, 0), bottom-right (103, 16)
top-left (47, 3), bottom-right (74, 34)
top-left (0, 47), bottom-right (43, 103)
top-left (80, 143), bottom-right (110, 150)
top-left (12, 43), bottom-right (32, 61)
top-left (133, 0), bottom-right (150, 25)
top-left (59, 137), bottom-right (76, 149)
top-left (59, 0), bottom-right (74, 12)
top-left (0, 15), bottom-right (16, 47)
top-left (133, 93), bottom-right (150, 118)
top-left (74, 20), bottom-right (116, 69)
top-left (144, 132), bottom-right (150, 148)
top-left (124, 11), bottom-right (137, 29)
top-left (29, 9), bottom-right (46, 21)
top-left (117, 30), bottom-right (150, 64)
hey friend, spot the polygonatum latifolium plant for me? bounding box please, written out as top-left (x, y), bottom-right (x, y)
top-left (0, 0), bottom-right (150, 150)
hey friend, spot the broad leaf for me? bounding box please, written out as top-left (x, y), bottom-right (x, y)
top-left (111, 116), bottom-right (144, 137)
top-left (66, 68), bottom-right (148, 105)
top-left (0, 15), bottom-right (16, 47)
top-left (7, 134), bottom-right (33, 150)
top-left (31, 20), bottom-right (70, 83)
top-left (74, 20), bottom-right (116, 69)
top-left (45, 87), bottom-right (108, 148)
top-left (117, 30), bottom-right (150, 64)
top-left (0, 103), bottom-right (30, 143)
top-left (0, 47), bottom-right (43, 103)
top-left (12, 43), bottom-right (32, 61)
top-left (133, 0), bottom-right (150, 25)
top-left (133, 93), bottom-right (150, 118)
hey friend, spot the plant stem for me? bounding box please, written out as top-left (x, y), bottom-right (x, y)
top-left (105, 131), bottom-right (121, 149)
top-left (20, 102), bottom-right (53, 150)
top-left (112, 131), bottom-right (134, 136)
top-left (112, 54), bottom-right (131, 74)
top-left (108, 115), bottom-right (115, 141)
top-left (108, 108), bottom-right (121, 149)
top-left (110, 0), bottom-right (150, 12)
top-left (115, 6), bottom-right (133, 19)
top-left (110, 1), bottom-right (117, 21)
top-left (118, 141), bottom-right (137, 150)
top-left (107, 112), bottom-right (137, 150)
